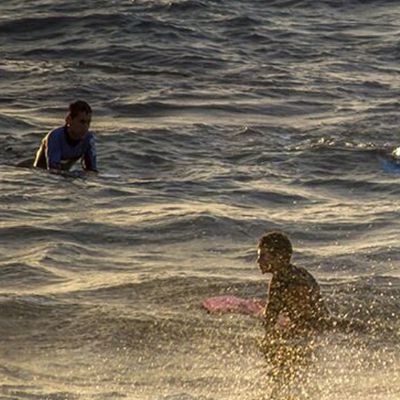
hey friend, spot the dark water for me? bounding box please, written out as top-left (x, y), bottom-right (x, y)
top-left (0, 0), bottom-right (400, 399)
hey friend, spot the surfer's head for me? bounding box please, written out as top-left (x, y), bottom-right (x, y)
top-left (65, 100), bottom-right (92, 140)
top-left (257, 231), bottom-right (292, 273)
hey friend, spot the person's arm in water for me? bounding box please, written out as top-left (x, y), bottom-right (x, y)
top-left (81, 134), bottom-right (98, 173)
top-left (45, 131), bottom-right (63, 170)
top-left (263, 276), bottom-right (283, 329)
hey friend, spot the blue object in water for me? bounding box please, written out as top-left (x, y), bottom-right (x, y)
top-left (379, 157), bottom-right (400, 174)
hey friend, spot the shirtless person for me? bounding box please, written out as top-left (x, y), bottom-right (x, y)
top-left (33, 100), bottom-right (97, 174)
top-left (257, 231), bottom-right (334, 336)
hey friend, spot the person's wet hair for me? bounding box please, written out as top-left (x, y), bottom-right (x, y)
top-left (258, 231), bottom-right (293, 258)
top-left (68, 100), bottom-right (92, 118)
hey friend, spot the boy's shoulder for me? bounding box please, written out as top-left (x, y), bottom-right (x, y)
top-left (84, 131), bottom-right (96, 145)
top-left (46, 126), bottom-right (65, 139)
top-left (275, 264), bottom-right (318, 287)
top-left (292, 263), bottom-right (316, 277)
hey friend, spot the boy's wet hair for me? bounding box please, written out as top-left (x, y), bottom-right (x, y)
top-left (68, 100), bottom-right (92, 118)
top-left (258, 231), bottom-right (292, 257)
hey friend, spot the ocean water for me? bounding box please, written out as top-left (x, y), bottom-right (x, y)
top-left (1, 0), bottom-right (400, 399)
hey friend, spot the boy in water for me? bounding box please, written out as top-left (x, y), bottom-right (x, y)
top-left (33, 100), bottom-right (97, 173)
top-left (257, 231), bottom-right (335, 336)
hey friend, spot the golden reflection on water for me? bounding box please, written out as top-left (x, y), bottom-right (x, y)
top-left (260, 334), bottom-right (317, 400)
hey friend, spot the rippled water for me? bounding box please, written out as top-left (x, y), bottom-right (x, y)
top-left (1, 1), bottom-right (400, 399)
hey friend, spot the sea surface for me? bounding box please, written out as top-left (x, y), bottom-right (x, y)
top-left (1, 0), bottom-right (400, 399)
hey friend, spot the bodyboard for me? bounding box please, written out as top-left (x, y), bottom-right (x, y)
top-left (202, 295), bottom-right (264, 316)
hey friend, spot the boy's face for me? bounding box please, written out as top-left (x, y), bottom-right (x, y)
top-left (257, 246), bottom-right (278, 274)
top-left (67, 111), bottom-right (92, 140)
top-left (257, 246), bottom-right (288, 274)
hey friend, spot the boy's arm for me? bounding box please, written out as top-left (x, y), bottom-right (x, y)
top-left (263, 278), bottom-right (282, 329)
top-left (46, 132), bottom-right (63, 170)
top-left (82, 134), bottom-right (98, 172)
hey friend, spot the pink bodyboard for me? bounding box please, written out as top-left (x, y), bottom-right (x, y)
top-left (202, 295), bottom-right (264, 316)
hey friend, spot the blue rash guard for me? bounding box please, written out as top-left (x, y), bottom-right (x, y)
top-left (33, 126), bottom-right (97, 171)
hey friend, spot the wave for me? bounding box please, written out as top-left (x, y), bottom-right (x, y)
top-left (0, 262), bottom-right (63, 288)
